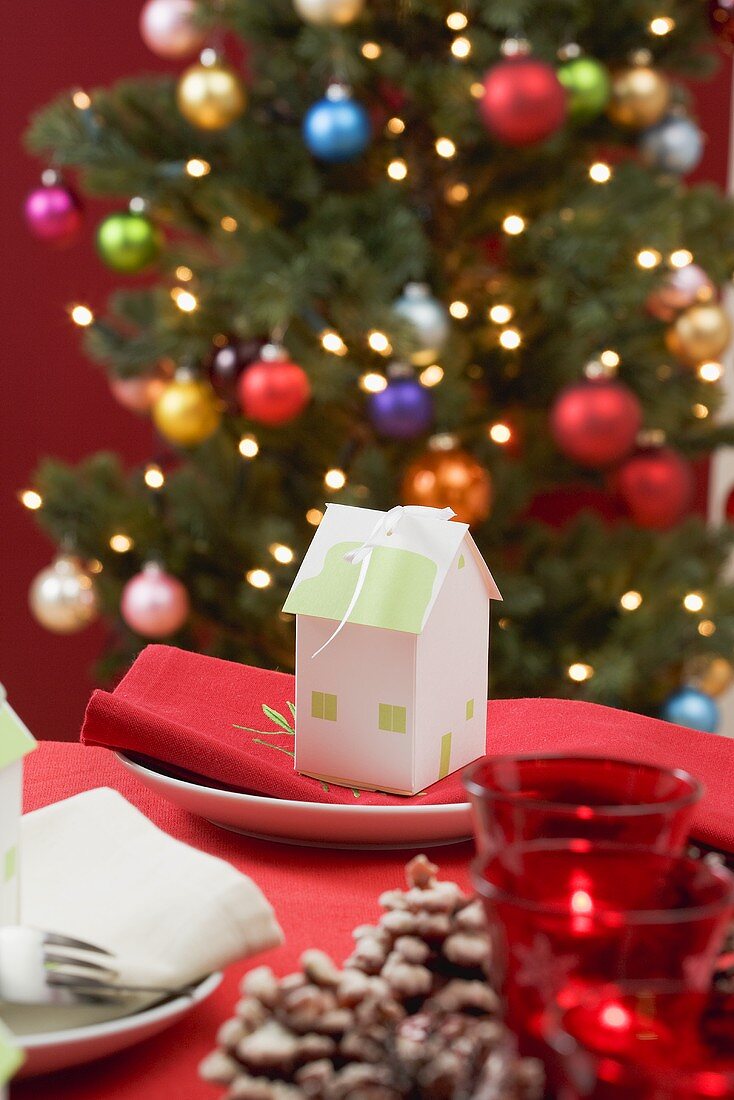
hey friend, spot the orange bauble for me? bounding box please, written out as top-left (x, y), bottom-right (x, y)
top-left (402, 447), bottom-right (492, 526)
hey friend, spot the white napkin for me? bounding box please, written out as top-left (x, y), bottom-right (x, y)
top-left (5, 788), bottom-right (282, 1035)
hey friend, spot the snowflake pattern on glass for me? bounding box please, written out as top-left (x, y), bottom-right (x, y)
top-left (513, 934), bottom-right (579, 1006)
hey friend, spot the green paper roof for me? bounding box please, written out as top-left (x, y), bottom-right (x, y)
top-left (0, 702), bottom-right (37, 770)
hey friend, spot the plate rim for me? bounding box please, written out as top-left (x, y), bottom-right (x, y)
top-left (16, 972), bottom-right (222, 1050)
top-left (116, 752), bottom-right (472, 818)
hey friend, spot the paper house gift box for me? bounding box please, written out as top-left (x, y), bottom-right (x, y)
top-left (0, 1020), bottom-right (22, 1097)
top-left (283, 503), bottom-right (501, 794)
top-left (0, 685), bottom-right (37, 924)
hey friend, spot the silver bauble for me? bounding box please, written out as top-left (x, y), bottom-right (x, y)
top-left (639, 115), bottom-right (704, 175)
top-left (29, 555), bottom-right (98, 634)
top-left (393, 283), bottom-right (450, 367)
top-left (293, 0), bottom-right (364, 25)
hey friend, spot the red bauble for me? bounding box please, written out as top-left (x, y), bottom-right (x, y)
top-left (550, 379), bottom-right (642, 468)
top-left (614, 447), bottom-right (693, 530)
top-left (480, 58), bottom-right (567, 146)
top-left (238, 344), bottom-right (311, 425)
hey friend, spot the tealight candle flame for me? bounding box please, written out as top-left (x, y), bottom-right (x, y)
top-left (570, 889), bottom-right (594, 915)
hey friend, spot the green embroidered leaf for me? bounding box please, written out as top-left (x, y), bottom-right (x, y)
top-left (252, 738), bottom-right (295, 758)
top-left (352, 788), bottom-right (361, 798)
top-left (287, 701), bottom-right (296, 720)
top-left (262, 704), bottom-right (295, 736)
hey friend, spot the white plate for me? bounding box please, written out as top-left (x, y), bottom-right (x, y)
top-left (117, 754), bottom-right (473, 848)
top-left (13, 973), bottom-right (222, 1078)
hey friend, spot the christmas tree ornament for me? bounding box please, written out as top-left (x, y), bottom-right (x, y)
top-left (121, 562), bottom-right (190, 638)
top-left (709, 0), bottom-right (734, 52)
top-left (639, 115), bottom-right (704, 175)
top-left (293, 0), bottom-right (364, 24)
top-left (557, 56), bottom-right (610, 123)
top-left (208, 338), bottom-right (261, 403)
top-left (550, 378), bottom-right (642, 468)
top-left (139, 0), bottom-right (206, 58)
top-left (660, 686), bottom-right (719, 733)
top-left (96, 206), bottom-right (162, 274)
top-left (303, 84), bottom-right (370, 163)
top-left (646, 263), bottom-right (714, 322)
top-left (368, 367), bottom-right (434, 439)
top-left (392, 283), bottom-right (450, 367)
top-left (176, 51), bottom-right (246, 131)
top-left (109, 371), bottom-right (169, 414)
top-left (683, 654), bottom-right (734, 697)
top-left (24, 171), bottom-right (82, 246)
top-left (402, 442), bottom-right (492, 527)
top-left (615, 446), bottom-right (693, 529)
top-left (29, 555), bottom-right (98, 634)
top-left (238, 344), bottom-right (311, 425)
top-left (665, 302), bottom-right (731, 367)
top-left (480, 45), bottom-right (567, 146)
top-left (153, 366), bottom-right (221, 446)
top-left (607, 65), bottom-right (670, 129)
top-left (726, 483), bottom-right (734, 522)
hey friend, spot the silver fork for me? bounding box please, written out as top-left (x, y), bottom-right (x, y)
top-left (0, 926), bottom-right (194, 1006)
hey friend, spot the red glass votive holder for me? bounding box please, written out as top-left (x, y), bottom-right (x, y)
top-left (471, 841), bottom-right (734, 1045)
top-left (463, 755), bottom-right (701, 858)
top-left (543, 981), bottom-right (734, 1099)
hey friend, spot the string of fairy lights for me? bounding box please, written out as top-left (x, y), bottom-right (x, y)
top-left (18, 0), bottom-right (734, 723)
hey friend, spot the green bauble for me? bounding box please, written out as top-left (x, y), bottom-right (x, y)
top-left (557, 57), bottom-right (611, 123)
top-left (96, 211), bottom-right (162, 274)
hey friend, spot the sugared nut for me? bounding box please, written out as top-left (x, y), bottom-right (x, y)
top-left (378, 889), bottom-right (409, 911)
top-left (454, 899), bottom-right (487, 932)
top-left (405, 881), bottom-right (465, 913)
top-left (283, 983), bottom-right (336, 1017)
top-left (430, 979), bottom-right (500, 1016)
top-left (414, 912), bottom-right (451, 939)
top-left (302, 949), bottom-right (341, 987)
top-left (379, 910), bottom-right (418, 935)
top-left (312, 1008), bottom-right (355, 1035)
top-left (296, 1033), bottom-right (337, 1062)
top-left (393, 935), bottom-right (430, 964)
top-left (280, 972), bottom-right (308, 993)
top-left (347, 937), bottom-right (387, 973)
top-left (443, 932), bottom-right (490, 968)
top-left (199, 1049), bottom-right (240, 1084)
top-left (336, 969), bottom-right (372, 1006)
top-left (241, 967), bottom-right (281, 1007)
top-left (352, 924), bottom-right (389, 944)
top-left (227, 1075), bottom-right (301, 1099)
top-left (406, 854), bottom-right (438, 889)
top-left (339, 1030), bottom-right (384, 1063)
top-left (217, 1017), bottom-right (247, 1049)
top-left (235, 997), bottom-right (268, 1029)
top-left (382, 959), bottom-right (433, 998)
top-left (237, 1021), bottom-right (300, 1071)
top-left (516, 1057), bottom-right (545, 1099)
top-left (294, 1058), bottom-right (334, 1090)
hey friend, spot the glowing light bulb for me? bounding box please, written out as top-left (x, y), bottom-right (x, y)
top-left (636, 249), bottom-right (662, 269)
top-left (324, 468), bottom-right (347, 490)
top-left (449, 300), bottom-right (469, 319)
top-left (601, 1004), bottom-right (633, 1030)
top-left (470, 81), bottom-right (484, 98)
top-left (321, 331), bottom-right (348, 355)
top-left (306, 508), bottom-right (324, 526)
top-left (387, 116), bottom-right (405, 134)
top-left (451, 35), bottom-right (471, 58)
top-left (173, 289), bottom-right (198, 312)
top-left (488, 422), bottom-right (512, 444)
top-left (571, 889), bottom-right (594, 915)
top-left (446, 11), bottom-right (468, 30)
top-left (499, 328), bottom-right (521, 349)
top-left (692, 403), bottom-right (709, 419)
top-left (670, 249), bottom-right (693, 268)
top-left (698, 361), bottom-right (723, 382)
top-left (246, 568), bottom-right (272, 589)
top-left (435, 137), bottom-right (457, 159)
top-left (600, 349), bottom-right (620, 368)
top-left (419, 365), bottom-right (444, 387)
top-left (72, 90), bottom-right (92, 110)
top-left (620, 590), bottom-right (643, 611)
top-left (387, 158), bottom-right (408, 180)
top-left (109, 534), bottom-right (133, 553)
top-left (589, 161), bottom-right (612, 183)
top-left (699, 619), bottom-right (716, 636)
top-left (144, 465), bottom-right (165, 489)
top-left (489, 304), bottom-right (513, 324)
top-left (502, 214), bottom-right (526, 236)
top-left (649, 16), bottom-right (675, 35)
top-left (175, 265), bottom-right (193, 282)
top-left (220, 216), bottom-right (238, 232)
top-left (368, 330), bottom-right (391, 354)
top-left (19, 490), bottom-right (43, 510)
top-left (683, 592), bottom-right (705, 612)
top-left (238, 435), bottom-right (259, 458)
top-left (568, 662), bottom-right (594, 682)
top-left (270, 543), bottom-right (294, 564)
top-left (445, 182), bottom-right (469, 203)
top-left (70, 304), bottom-right (94, 327)
top-left (360, 372), bottom-right (387, 393)
top-left (361, 41), bottom-right (381, 59)
top-left (185, 157), bottom-right (210, 177)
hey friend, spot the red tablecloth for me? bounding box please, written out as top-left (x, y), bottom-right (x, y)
top-left (14, 743), bottom-right (474, 1100)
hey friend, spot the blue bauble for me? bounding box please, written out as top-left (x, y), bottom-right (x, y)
top-left (369, 377), bottom-right (434, 439)
top-left (639, 116), bottom-right (704, 175)
top-left (660, 686), bottom-right (719, 733)
top-left (303, 85), bottom-right (370, 163)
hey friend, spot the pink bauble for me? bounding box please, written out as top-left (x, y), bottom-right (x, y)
top-left (139, 0), bottom-right (206, 59)
top-left (24, 183), bottom-right (82, 246)
top-left (110, 373), bottom-right (169, 413)
top-left (121, 563), bottom-right (190, 637)
top-left (646, 263), bottom-right (715, 322)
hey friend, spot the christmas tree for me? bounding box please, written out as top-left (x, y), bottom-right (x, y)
top-left (21, 0), bottom-right (734, 724)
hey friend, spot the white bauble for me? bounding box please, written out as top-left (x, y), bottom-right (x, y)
top-left (29, 555), bottom-right (98, 634)
top-left (293, 0), bottom-right (364, 26)
top-left (393, 283), bottom-right (450, 367)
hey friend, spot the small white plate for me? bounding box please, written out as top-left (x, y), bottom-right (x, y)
top-left (117, 754), bottom-right (473, 848)
top-left (14, 973), bottom-right (222, 1078)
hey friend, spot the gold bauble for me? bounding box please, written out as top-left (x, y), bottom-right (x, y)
top-left (402, 447), bottom-right (492, 527)
top-left (607, 66), bottom-right (670, 129)
top-left (29, 555), bottom-right (98, 634)
top-left (684, 655), bottom-right (734, 697)
top-left (153, 374), bottom-right (222, 446)
top-left (176, 58), bottom-right (246, 131)
top-left (665, 303), bottom-right (731, 367)
top-left (293, 0), bottom-right (364, 25)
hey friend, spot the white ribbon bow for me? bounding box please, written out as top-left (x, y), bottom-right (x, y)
top-left (312, 505), bottom-right (456, 658)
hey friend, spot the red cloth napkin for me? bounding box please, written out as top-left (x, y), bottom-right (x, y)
top-left (81, 645), bottom-right (734, 851)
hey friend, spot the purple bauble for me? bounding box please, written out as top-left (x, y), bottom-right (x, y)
top-left (24, 179), bottom-right (82, 246)
top-left (121, 562), bottom-right (190, 638)
top-left (646, 263), bottom-right (715, 322)
top-left (369, 377), bottom-right (434, 439)
top-left (208, 338), bottom-right (261, 402)
top-left (140, 0), bottom-right (206, 59)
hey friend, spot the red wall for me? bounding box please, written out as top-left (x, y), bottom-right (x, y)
top-left (1, 7), bottom-right (732, 740)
